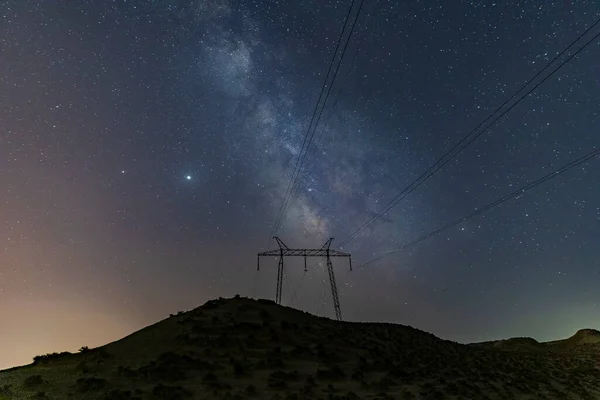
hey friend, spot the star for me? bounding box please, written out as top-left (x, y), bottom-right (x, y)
top-left (1, 0), bottom-right (599, 370)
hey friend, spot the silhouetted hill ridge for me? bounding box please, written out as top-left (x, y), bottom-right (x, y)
top-left (1, 296), bottom-right (599, 400)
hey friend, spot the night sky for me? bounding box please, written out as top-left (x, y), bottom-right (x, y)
top-left (1, 0), bottom-right (600, 369)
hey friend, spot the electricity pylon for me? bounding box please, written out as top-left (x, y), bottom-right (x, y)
top-left (257, 237), bottom-right (352, 321)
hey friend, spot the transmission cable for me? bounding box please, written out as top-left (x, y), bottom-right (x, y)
top-left (265, 0), bottom-right (367, 251)
top-left (338, 16), bottom-right (600, 249)
top-left (357, 147), bottom-right (600, 268)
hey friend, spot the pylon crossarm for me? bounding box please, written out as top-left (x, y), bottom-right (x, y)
top-left (327, 250), bottom-right (351, 257)
top-left (259, 249), bottom-right (351, 257)
top-left (258, 250), bottom-right (284, 257)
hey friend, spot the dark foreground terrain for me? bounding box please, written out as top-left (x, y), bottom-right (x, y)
top-left (1, 296), bottom-right (599, 400)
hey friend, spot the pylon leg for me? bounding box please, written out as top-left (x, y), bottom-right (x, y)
top-left (326, 256), bottom-right (342, 321)
top-left (276, 256), bottom-right (284, 304)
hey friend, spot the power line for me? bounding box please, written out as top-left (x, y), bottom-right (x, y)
top-left (265, 0), bottom-right (356, 250)
top-left (337, 16), bottom-right (600, 249)
top-left (266, 0), bottom-right (366, 250)
top-left (301, 6), bottom-right (370, 175)
top-left (357, 147), bottom-right (600, 268)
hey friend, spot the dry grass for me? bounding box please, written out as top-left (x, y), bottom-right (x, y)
top-left (1, 296), bottom-right (599, 400)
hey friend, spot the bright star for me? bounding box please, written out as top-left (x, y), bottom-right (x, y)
top-left (185, 175), bottom-right (192, 181)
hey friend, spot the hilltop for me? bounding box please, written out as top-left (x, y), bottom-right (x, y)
top-left (1, 296), bottom-right (599, 400)
top-left (546, 329), bottom-right (600, 347)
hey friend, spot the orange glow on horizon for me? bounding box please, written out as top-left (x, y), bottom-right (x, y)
top-left (0, 296), bottom-right (139, 370)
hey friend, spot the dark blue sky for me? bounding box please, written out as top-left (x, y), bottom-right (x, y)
top-left (1, 0), bottom-right (599, 368)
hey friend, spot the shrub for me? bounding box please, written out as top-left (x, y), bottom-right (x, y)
top-left (0, 384), bottom-right (13, 395)
top-left (117, 365), bottom-right (137, 378)
top-left (401, 391), bottom-right (416, 399)
top-left (152, 384), bottom-right (192, 400)
top-left (345, 392), bottom-right (361, 400)
top-left (138, 352), bottom-right (211, 382)
top-left (268, 370), bottom-right (298, 389)
top-left (260, 309), bottom-right (271, 320)
top-left (75, 361), bottom-right (91, 374)
top-left (203, 372), bottom-right (217, 382)
top-left (232, 360), bottom-right (245, 377)
top-left (305, 375), bottom-right (315, 386)
top-left (79, 346), bottom-right (92, 353)
top-left (33, 351), bottom-right (71, 364)
top-left (245, 384), bottom-right (257, 396)
top-left (76, 377), bottom-right (107, 392)
top-left (351, 368), bottom-right (364, 381)
top-left (316, 366), bottom-right (346, 380)
top-left (102, 389), bottom-right (142, 400)
top-left (23, 375), bottom-right (44, 387)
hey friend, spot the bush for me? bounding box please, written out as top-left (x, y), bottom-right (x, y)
top-left (260, 310), bottom-right (271, 320)
top-left (76, 377), bottom-right (107, 392)
top-left (0, 384), bottom-right (13, 395)
top-left (79, 346), bottom-right (92, 353)
top-left (245, 384), bottom-right (257, 396)
top-left (102, 389), bottom-right (142, 400)
top-left (203, 372), bottom-right (217, 382)
top-left (152, 384), bottom-right (192, 400)
top-left (138, 352), bottom-right (211, 382)
top-left (75, 361), bottom-right (91, 374)
top-left (232, 360), bottom-right (245, 377)
top-left (23, 375), bottom-right (45, 387)
top-left (33, 352), bottom-right (71, 364)
top-left (345, 392), bottom-right (361, 400)
top-left (401, 391), bottom-right (416, 399)
top-left (373, 392), bottom-right (394, 400)
top-left (317, 366), bottom-right (346, 380)
top-left (117, 365), bottom-right (138, 378)
top-left (268, 370), bottom-right (298, 389)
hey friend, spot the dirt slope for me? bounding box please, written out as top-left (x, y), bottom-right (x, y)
top-left (1, 296), bottom-right (599, 400)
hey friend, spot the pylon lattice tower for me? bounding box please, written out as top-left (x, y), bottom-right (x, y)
top-left (257, 237), bottom-right (352, 321)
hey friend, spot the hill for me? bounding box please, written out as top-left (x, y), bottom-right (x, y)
top-left (1, 296), bottom-right (599, 400)
top-left (468, 337), bottom-right (543, 352)
top-left (546, 329), bottom-right (600, 347)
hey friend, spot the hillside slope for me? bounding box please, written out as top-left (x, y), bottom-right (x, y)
top-left (1, 296), bottom-right (599, 400)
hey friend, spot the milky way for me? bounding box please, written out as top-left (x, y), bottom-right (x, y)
top-left (1, 0), bottom-right (600, 369)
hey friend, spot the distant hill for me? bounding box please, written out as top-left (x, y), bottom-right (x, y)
top-left (1, 296), bottom-right (599, 400)
top-left (469, 337), bottom-right (543, 351)
top-left (546, 329), bottom-right (600, 347)
top-left (470, 329), bottom-right (600, 352)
